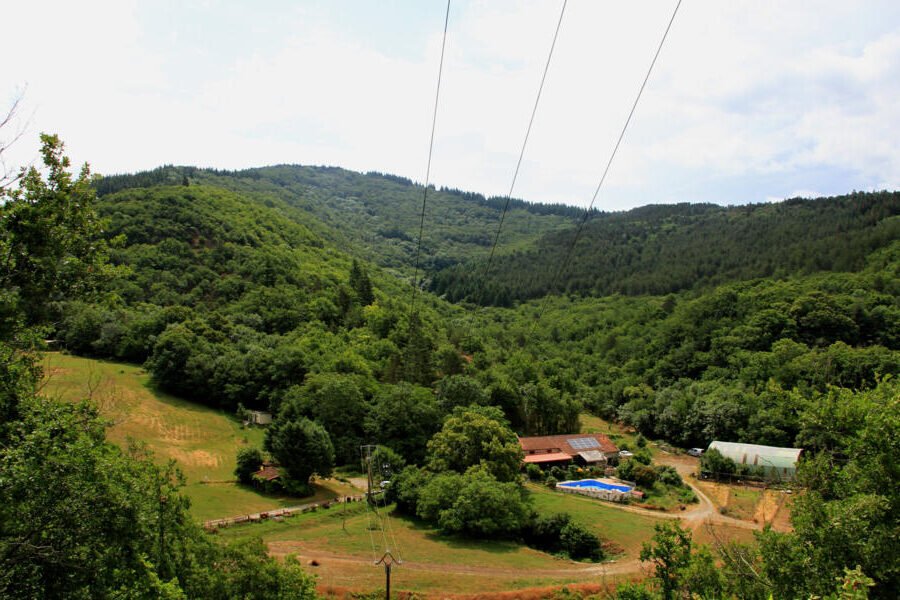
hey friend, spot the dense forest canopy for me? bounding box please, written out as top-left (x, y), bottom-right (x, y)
top-left (432, 192), bottom-right (900, 305)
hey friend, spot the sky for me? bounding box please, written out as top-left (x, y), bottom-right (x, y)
top-left (3, 0), bottom-right (900, 210)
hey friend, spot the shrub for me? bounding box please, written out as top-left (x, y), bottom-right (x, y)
top-left (526, 463), bottom-right (544, 481)
top-left (546, 476), bottom-right (558, 489)
top-left (560, 521), bottom-right (603, 561)
top-left (234, 447), bottom-right (263, 484)
top-left (632, 464), bottom-right (659, 488)
top-left (657, 465), bottom-right (684, 487)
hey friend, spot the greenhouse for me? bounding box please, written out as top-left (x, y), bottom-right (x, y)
top-left (707, 441), bottom-right (803, 481)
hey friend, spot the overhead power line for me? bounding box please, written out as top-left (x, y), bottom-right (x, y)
top-left (411, 0), bottom-right (452, 311)
top-left (530, 0), bottom-right (682, 333)
top-left (479, 0), bottom-right (568, 293)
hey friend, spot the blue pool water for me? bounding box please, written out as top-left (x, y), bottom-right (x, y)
top-left (559, 479), bottom-right (632, 493)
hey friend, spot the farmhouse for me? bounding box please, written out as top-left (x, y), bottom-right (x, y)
top-left (519, 433), bottom-right (619, 468)
top-left (708, 441), bottom-right (802, 480)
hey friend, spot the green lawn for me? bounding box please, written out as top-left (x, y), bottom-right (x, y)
top-left (527, 483), bottom-right (659, 557)
top-left (41, 352), bottom-right (360, 521)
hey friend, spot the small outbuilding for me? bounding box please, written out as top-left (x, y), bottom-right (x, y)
top-left (247, 410), bottom-right (273, 426)
top-left (707, 441), bottom-right (802, 481)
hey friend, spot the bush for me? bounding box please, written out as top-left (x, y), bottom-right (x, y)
top-left (632, 464), bottom-right (659, 488)
top-left (657, 465), bottom-right (684, 487)
top-left (526, 463), bottom-right (544, 481)
top-left (524, 513), bottom-right (602, 561)
top-left (234, 447), bottom-right (263, 484)
top-left (546, 476), bottom-right (558, 489)
top-left (560, 521), bottom-right (603, 561)
top-left (617, 459), bottom-right (636, 482)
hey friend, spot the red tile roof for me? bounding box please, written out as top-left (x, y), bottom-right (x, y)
top-left (519, 433), bottom-right (618, 456)
top-left (254, 464), bottom-right (282, 481)
top-left (523, 452), bottom-right (574, 464)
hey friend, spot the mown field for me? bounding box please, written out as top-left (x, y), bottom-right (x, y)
top-left (41, 352), bottom-right (358, 521)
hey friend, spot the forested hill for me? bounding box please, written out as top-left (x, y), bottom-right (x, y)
top-left (430, 191), bottom-right (900, 305)
top-left (95, 165), bottom-right (577, 275)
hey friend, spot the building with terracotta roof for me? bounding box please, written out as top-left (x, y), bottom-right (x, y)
top-left (518, 433), bottom-right (619, 468)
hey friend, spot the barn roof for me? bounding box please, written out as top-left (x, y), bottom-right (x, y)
top-left (577, 450), bottom-right (608, 463)
top-left (254, 464), bottom-right (282, 481)
top-left (519, 433), bottom-right (618, 456)
top-left (523, 452), bottom-right (574, 464)
top-left (707, 441), bottom-right (802, 470)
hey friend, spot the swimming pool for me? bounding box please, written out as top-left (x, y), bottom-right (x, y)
top-left (558, 479), bottom-right (632, 493)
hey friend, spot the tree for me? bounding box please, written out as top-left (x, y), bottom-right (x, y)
top-left (286, 373), bottom-right (368, 465)
top-left (349, 259), bottom-right (375, 306)
top-left (757, 380), bottom-right (899, 599)
top-left (426, 405), bottom-right (523, 483)
top-left (640, 522), bottom-right (693, 600)
top-left (265, 416), bottom-right (334, 493)
top-left (1, 134), bottom-right (115, 331)
top-left (416, 466), bottom-right (531, 537)
top-left (366, 383), bottom-right (440, 465)
top-left (699, 448), bottom-right (736, 481)
top-left (235, 447), bottom-right (264, 484)
top-left (435, 374), bottom-right (487, 412)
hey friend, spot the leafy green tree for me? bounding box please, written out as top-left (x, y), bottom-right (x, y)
top-left (435, 374), bottom-right (487, 412)
top-left (639, 522), bottom-right (693, 600)
top-left (426, 405), bottom-right (523, 483)
top-left (0, 133), bottom-right (116, 332)
top-left (265, 416), bottom-right (334, 492)
top-left (699, 448), bottom-right (736, 481)
top-left (757, 380), bottom-right (899, 599)
top-left (349, 259), bottom-right (375, 306)
top-left (366, 383), bottom-right (440, 465)
top-left (235, 447), bottom-right (264, 484)
top-left (416, 466), bottom-right (531, 537)
top-left (286, 373), bottom-right (369, 465)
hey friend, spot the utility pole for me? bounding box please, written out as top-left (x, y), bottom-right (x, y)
top-left (361, 444), bottom-right (401, 599)
top-left (360, 444), bottom-right (377, 506)
top-left (376, 551), bottom-right (398, 600)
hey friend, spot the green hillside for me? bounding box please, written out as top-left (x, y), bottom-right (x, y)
top-left (95, 164), bottom-right (578, 276)
top-left (431, 192), bottom-right (900, 304)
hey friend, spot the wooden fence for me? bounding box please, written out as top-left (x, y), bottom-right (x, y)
top-left (204, 494), bottom-right (366, 531)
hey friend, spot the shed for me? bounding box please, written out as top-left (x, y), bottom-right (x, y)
top-left (248, 410), bottom-right (273, 426)
top-left (707, 441), bottom-right (802, 481)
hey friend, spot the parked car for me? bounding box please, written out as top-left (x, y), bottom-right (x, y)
top-left (687, 448), bottom-right (704, 457)
top-left (618, 450), bottom-right (634, 458)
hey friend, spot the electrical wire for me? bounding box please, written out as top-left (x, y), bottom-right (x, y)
top-left (529, 0), bottom-right (682, 334)
top-left (411, 0), bottom-right (452, 311)
top-left (478, 0), bottom-right (568, 297)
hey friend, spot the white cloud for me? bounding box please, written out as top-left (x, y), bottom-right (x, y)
top-left (3, 0), bottom-right (898, 208)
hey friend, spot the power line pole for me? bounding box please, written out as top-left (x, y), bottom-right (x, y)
top-left (376, 551), bottom-right (398, 600)
top-left (360, 444), bottom-right (377, 506)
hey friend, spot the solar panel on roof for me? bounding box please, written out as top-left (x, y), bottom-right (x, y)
top-left (568, 437), bottom-right (600, 450)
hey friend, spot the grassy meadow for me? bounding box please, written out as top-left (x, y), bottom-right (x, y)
top-left (41, 352), bottom-right (359, 521)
